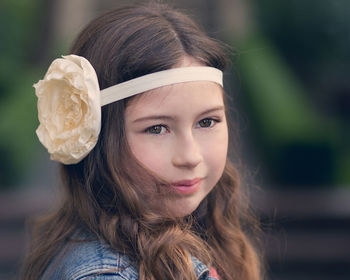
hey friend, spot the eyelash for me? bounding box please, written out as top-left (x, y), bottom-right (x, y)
top-left (144, 118), bottom-right (221, 135)
top-left (145, 124), bottom-right (169, 135)
top-left (196, 118), bottom-right (220, 128)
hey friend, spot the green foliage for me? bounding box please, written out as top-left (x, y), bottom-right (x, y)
top-left (232, 0), bottom-right (350, 187)
top-left (235, 33), bottom-right (343, 186)
top-left (0, 0), bottom-right (44, 188)
top-left (237, 34), bottom-right (339, 144)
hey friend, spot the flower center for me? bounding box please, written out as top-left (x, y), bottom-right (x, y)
top-left (59, 88), bottom-right (85, 130)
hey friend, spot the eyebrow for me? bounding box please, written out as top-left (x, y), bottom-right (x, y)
top-left (132, 106), bottom-right (225, 123)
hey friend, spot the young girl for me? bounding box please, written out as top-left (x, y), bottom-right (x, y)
top-left (24, 2), bottom-right (261, 280)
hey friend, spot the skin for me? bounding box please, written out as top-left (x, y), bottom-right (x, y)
top-left (125, 57), bottom-right (228, 217)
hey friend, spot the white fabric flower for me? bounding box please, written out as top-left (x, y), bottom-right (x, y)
top-left (34, 55), bottom-right (101, 164)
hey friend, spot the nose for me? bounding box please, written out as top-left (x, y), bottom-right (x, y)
top-left (171, 133), bottom-right (202, 169)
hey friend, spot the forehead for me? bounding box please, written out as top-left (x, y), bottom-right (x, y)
top-left (126, 81), bottom-right (224, 116)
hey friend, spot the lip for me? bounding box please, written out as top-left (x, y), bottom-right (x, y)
top-left (171, 178), bottom-right (203, 195)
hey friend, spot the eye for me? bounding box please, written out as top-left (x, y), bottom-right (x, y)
top-left (145, 125), bottom-right (168, 135)
top-left (198, 118), bottom-right (217, 128)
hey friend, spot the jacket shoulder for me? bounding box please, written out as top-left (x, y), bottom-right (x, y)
top-left (42, 236), bottom-right (138, 280)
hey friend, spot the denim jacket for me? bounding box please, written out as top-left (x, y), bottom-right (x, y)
top-left (41, 233), bottom-right (218, 280)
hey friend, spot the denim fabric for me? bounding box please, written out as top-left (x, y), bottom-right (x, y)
top-left (41, 233), bottom-right (218, 280)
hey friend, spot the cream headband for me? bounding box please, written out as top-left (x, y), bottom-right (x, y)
top-left (34, 54), bottom-right (223, 164)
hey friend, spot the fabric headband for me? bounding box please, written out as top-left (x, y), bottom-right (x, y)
top-left (34, 54), bottom-right (224, 164)
top-left (101, 65), bottom-right (223, 106)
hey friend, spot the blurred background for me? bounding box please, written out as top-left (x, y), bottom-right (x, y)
top-left (0, 0), bottom-right (349, 279)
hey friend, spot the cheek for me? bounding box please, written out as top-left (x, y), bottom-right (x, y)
top-left (128, 137), bottom-right (169, 176)
top-left (202, 129), bottom-right (228, 175)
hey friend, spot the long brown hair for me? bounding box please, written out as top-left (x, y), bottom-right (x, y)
top-left (23, 2), bottom-right (262, 280)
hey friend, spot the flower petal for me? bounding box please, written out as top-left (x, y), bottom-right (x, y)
top-left (34, 54), bottom-right (101, 164)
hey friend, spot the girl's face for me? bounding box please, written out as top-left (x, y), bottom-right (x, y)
top-left (125, 58), bottom-right (228, 217)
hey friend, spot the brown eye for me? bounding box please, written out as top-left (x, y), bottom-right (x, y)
top-left (146, 125), bottom-right (166, 134)
top-left (198, 118), bottom-right (214, 128)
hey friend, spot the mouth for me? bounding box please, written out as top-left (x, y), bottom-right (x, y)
top-left (171, 178), bottom-right (203, 195)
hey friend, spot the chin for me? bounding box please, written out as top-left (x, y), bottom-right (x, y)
top-left (168, 200), bottom-right (202, 218)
